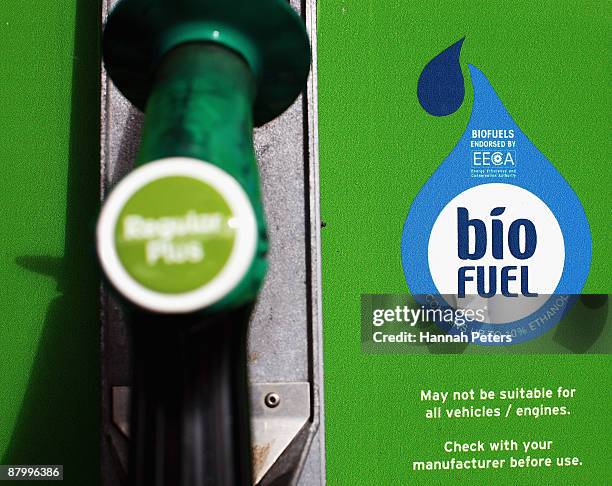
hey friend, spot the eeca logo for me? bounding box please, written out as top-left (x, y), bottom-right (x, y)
top-left (471, 151), bottom-right (516, 167)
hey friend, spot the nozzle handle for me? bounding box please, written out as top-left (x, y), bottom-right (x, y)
top-left (129, 309), bottom-right (253, 486)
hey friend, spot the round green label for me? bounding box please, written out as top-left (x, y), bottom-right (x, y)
top-left (114, 176), bottom-right (236, 294)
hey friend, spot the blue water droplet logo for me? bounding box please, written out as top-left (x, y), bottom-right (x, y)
top-left (403, 50), bottom-right (592, 345)
top-left (417, 38), bottom-right (465, 116)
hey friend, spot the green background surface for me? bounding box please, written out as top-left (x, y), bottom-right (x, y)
top-left (318, 1), bottom-right (611, 485)
top-left (0, 1), bottom-right (610, 485)
top-left (0, 0), bottom-right (100, 484)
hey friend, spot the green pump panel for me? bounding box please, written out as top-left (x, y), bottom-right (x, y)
top-left (0, 1), bottom-right (610, 486)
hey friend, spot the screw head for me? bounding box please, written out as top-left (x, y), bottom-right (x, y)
top-left (264, 392), bottom-right (280, 409)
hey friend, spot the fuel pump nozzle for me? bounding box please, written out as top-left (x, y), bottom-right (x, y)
top-left (96, 1), bottom-right (310, 484)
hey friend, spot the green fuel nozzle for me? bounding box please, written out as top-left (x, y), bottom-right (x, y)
top-left (98, 0), bottom-right (310, 314)
top-left (96, 1), bottom-right (310, 484)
